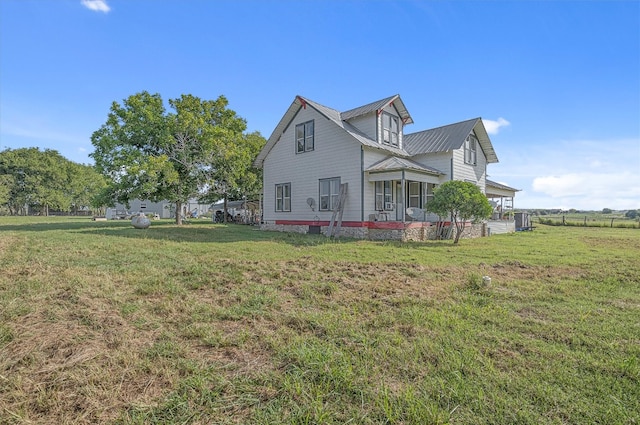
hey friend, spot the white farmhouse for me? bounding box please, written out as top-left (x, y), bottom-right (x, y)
top-left (254, 95), bottom-right (518, 240)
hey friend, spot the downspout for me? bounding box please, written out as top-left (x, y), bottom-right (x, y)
top-left (360, 145), bottom-right (365, 222)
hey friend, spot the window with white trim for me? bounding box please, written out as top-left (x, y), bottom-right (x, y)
top-left (375, 182), bottom-right (384, 210)
top-left (422, 183), bottom-right (438, 208)
top-left (382, 113), bottom-right (399, 146)
top-left (408, 182), bottom-right (421, 208)
top-left (319, 177), bottom-right (340, 211)
top-left (374, 181), bottom-right (394, 210)
top-left (465, 134), bottom-right (478, 165)
top-left (275, 183), bottom-right (291, 212)
top-left (384, 181), bottom-right (393, 208)
top-left (296, 120), bottom-right (314, 153)
top-left (424, 183), bottom-right (435, 207)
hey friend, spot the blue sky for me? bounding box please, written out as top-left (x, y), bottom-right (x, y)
top-left (1, 0), bottom-right (638, 210)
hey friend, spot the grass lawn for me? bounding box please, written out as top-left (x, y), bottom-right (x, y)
top-left (0, 217), bottom-right (638, 424)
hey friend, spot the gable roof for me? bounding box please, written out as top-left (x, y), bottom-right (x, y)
top-left (254, 95), bottom-right (499, 168)
top-left (404, 118), bottom-right (499, 163)
top-left (341, 94), bottom-right (414, 124)
top-left (366, 156), bottom-right (444, 175)
top-left (254, 95), bottom-right (410, 167)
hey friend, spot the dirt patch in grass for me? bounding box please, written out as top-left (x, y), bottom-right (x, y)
top-left (0, 235), bottom-right (18, 257)
top-left (0, 292), bottom-right (176, 424)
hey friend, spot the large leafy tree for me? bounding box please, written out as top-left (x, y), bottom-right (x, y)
top-left (426, 180), bottom-right (493, 244)
top-left (90, 91), bottom-right (248, 225)
top-left (0, 174), bottom-right (13, 211)
top-left (201, 131), bottom-right (266, 219)
top-left (0, 148), bottom-right (104, 215)
top-left (0, 148), bottom-right (67, 215)
top-left (67, 162), bottom-right (108, 215)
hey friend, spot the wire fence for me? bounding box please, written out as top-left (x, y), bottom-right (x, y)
top-left (536, 215), bottom-right (640, 229)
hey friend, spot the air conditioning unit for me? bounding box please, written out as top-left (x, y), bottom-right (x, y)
top-left (384, 202), bottom-right (395, 210)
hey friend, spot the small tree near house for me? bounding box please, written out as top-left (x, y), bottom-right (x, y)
top-left (426, 180), bottom-right (493, 244)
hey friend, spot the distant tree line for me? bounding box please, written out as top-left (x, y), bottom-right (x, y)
top-left (527, 208), bottom-right (639, 218)
top-left (0, 147), bottom-right (107, 216)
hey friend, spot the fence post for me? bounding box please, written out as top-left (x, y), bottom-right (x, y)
top-left (584, 216), bottom-right (587, 226)
top-left (610, 218), bottom-right (614, 228)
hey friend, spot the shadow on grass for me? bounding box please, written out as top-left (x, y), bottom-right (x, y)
top-left (0, 218), bottom-right (457, 248)
top-left (0, 219), bottom-right (340, 246)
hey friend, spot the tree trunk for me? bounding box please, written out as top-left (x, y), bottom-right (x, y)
top-left (223, 195), bottom-right (228, 223)
top-left (453, 216), bottom-right (464, 244)
top-left (175, 200), bottom-right (183, 225)
top-left (453, 225), bottom-right (462, 244)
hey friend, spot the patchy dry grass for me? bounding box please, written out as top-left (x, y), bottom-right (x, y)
top-left (0, 217), bottom-right (638, 424)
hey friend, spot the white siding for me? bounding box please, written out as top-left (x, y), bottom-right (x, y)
top-left (452, 146), bottom-right (487, 191)
top-left (346, 113), bottom-right (377, 140)
top-left (413, 152), bottom-right (452, 182)
top-left (262, 106), bottom-right (363, 223)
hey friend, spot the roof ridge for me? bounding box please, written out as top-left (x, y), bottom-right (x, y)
top-left (296, 95), bottom-right (341, 114)
top-left (341, 94), bottom-right (398, 115)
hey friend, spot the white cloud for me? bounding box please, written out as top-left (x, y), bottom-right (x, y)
top-left (482, 117), bottom-right (510, 135)
top-left (532, 172), bottom-right (639, 199)
top-left (81, 0), bottom-right (110, 13)
top-left (489, 138), bottom-right (640, 210)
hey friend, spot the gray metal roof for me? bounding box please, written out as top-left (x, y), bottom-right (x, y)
top-left (404, 118), bottom-right (499, 163)
top-left (366, 156), bottom-right (444, 175)
top-left (486, 179), bottom-right (519, 192)
top-left (341, 95), bottom-right (395, 120)
top-left (403, 118), bottom-right (478, 154)
top-left (303, 96), bottom-right (410, 156)
top-left (341, 94), bottom-right (414, 124)
top-left (302, 96), bottom-right (342, 123)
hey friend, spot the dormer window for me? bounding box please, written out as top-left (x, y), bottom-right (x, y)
top-left (465, 134), bottom-right (478, 165)
top-left (382, 113), bottom-right (399, 146)
top-left (296, 120), bottom-right (314, 153)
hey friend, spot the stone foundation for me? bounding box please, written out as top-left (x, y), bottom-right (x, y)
top-left (260, 221), bottom-right (487, 241)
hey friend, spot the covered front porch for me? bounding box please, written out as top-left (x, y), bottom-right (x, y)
top-left (365, 157), bottom-right (443, 224)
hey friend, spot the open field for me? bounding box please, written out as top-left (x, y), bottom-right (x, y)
top-left (529, 211), bottom-right (639, 229)
top-left (1, 217), bottom-right (638, 424)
